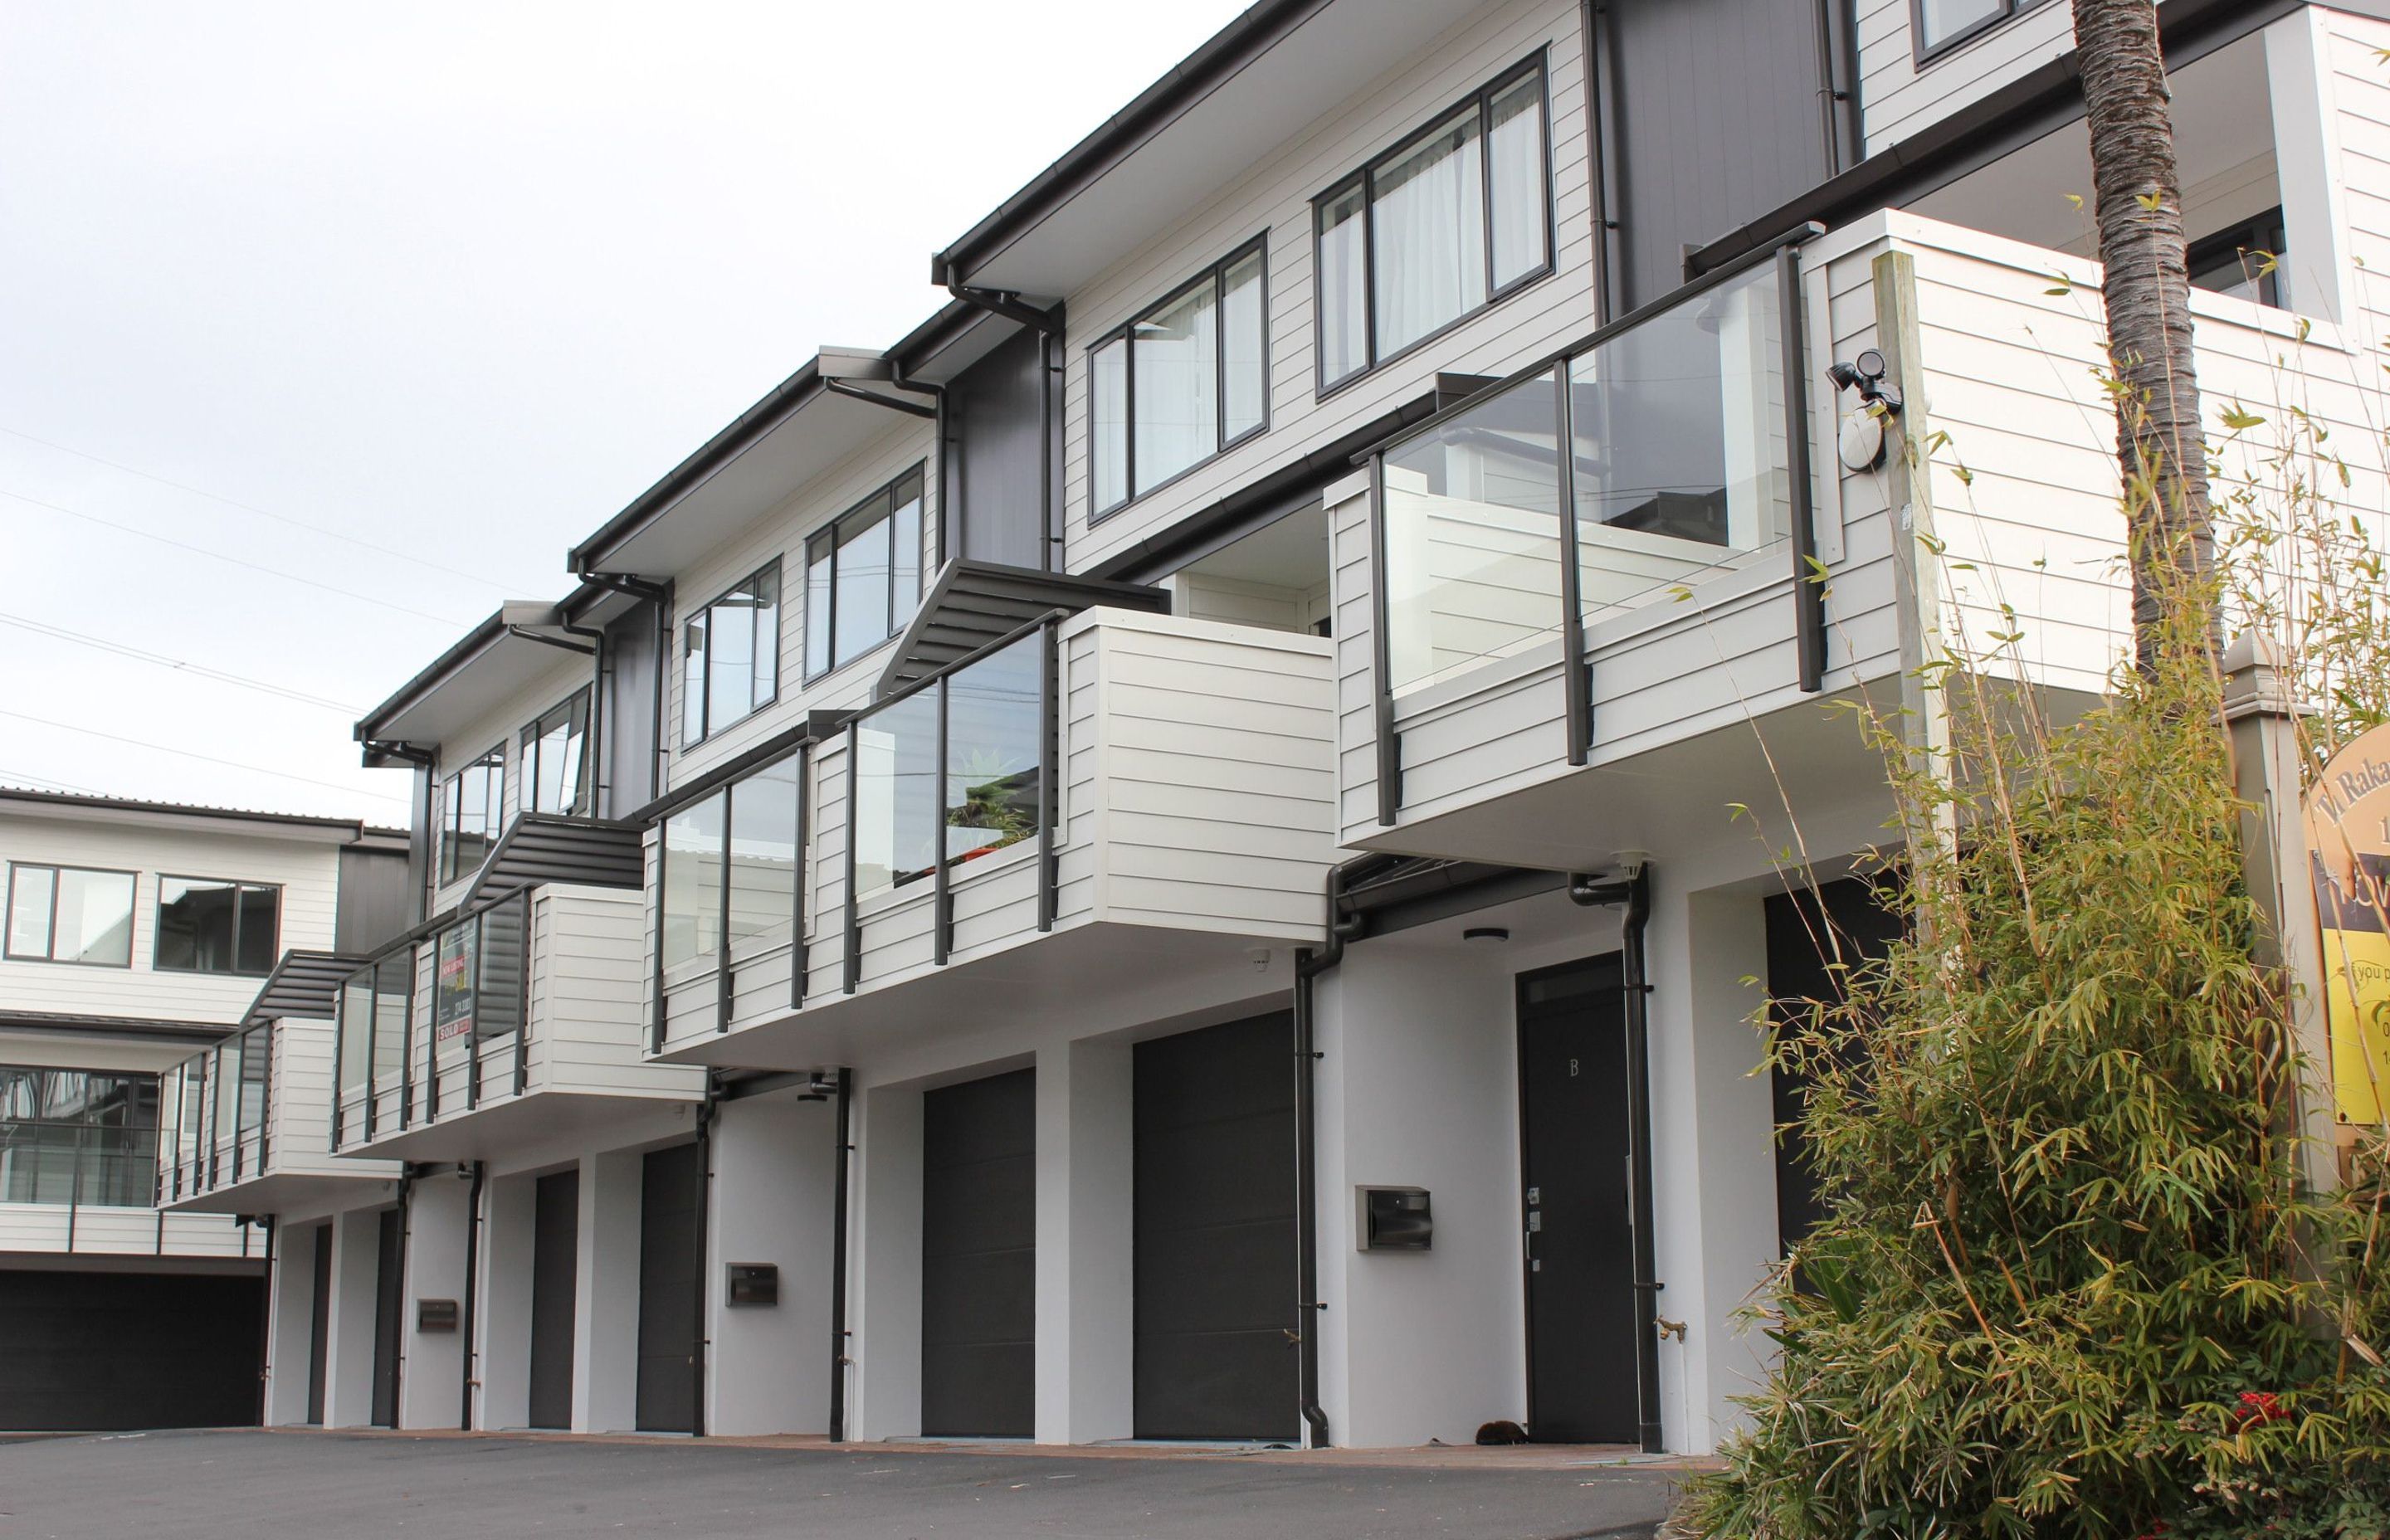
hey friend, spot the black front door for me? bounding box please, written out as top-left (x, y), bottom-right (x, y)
top-left (636, 1143), bottom-right (700, 1433)
top-left (1518, 956), bottom-right (1639, 1444)
top-left (306, 1223), bottom-right (332, 1425)
top-left (529, 1167), bottom-right (580, 1430)
top-left (370, 1206), bottom-right (403, 1428)
top-left (1134, 1013), bottom-right (1298, 1440)
top-left (920, 1068), bottom-right (1036, 1437)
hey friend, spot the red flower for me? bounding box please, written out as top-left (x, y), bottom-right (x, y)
top-left (2235, 1391), bottom-right (2289, 1429)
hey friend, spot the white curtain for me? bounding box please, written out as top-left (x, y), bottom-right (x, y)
top-left (1373, 107), bottom-right (1484, 357)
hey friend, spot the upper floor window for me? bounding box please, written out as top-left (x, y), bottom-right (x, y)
top-left (1089, 240), bottom-right (1268, 519)
top-left (805, 469), bottom-right (924, 680)
top-left (1315, 57), bottom-right (1551, 392)
top-left (521, 689), bottom-right (593, 816)
top-left (439, 747), bottom-right (505, 885)
top-left (154, 878), bottom-right (280, 976)
top-left (2188, 208), bottom-right (2287, 311)
top-left (1914, 0), bottom-right (2047, 63)
top-left (684, 562), bottom-right (783, 745)
top-left (5, 863), bottom-right (135, 967)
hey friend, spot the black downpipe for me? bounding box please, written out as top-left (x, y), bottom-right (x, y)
top-left (692, 1080), bottom-right (719, 1438)
top-left (1288, 853), bottom-right (1407, 1449)
top-left (1569, 863), bottom-right (1661, 1454)
top-left (826, 1066), bottom-right (854, 1442)
top-left (460, 1159), bottom-right (485, 1430)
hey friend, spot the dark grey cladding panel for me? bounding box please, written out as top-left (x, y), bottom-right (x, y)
top-left (873, 559), bottom-right (1170, 699)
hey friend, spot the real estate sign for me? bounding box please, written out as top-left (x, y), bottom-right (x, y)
top-left (2307, 723), bottom-right (2390, 1127)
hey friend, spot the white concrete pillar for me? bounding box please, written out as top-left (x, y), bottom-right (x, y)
top-left (400, 1174), bottom-right (471, 1430)
top-left (2264, 8), bottom-right (2360, 329)
top-left (578, 1150), bottom-right (641, 1433)
top-left (706, 1089), bottom-right (836, 1436)
top-left (847, 1082), bottom-right (923, 1440)
top-left (322, 1206), bottom-right (383, 1428)
top-left (479, 1172), bottom-right (538, 1431)
top-left (1032, 1033), bottom-right (1133, 1445)
top-left (262, 1220), bottom-right (319, 1426)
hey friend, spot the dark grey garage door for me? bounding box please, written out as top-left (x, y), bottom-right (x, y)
top-left (0, 1267), bottom-right (262, 1430)
top-left (921, 1068), bottom-right (1036, 1437)
top-left (1134, 1014), bottom-right (1297, 1441)
top-left (637, 1143), bottom-right (700, 1433)
top-left (529, 1167), bottom-right (579, 1430)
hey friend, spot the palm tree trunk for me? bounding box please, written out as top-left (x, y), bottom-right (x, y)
top-left (2071, 0), bottom-right (2218, 670)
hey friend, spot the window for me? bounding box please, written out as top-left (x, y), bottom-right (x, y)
top-left (154, 878), bottom-right (280, 975)
top-left (1913, 0), bottom-right (2047, 63)
top-left (5, 864), bottom-right (135, 967)
top-left (1314, 59), bottom-right (1551, 392)
top-left (805, 469), bottom-right (924, 680)
top-left (0, 1067), bottom-right (159, 1208)
top-left (1088, 241), bottom-right (1269, 519)
top-left (521, 690), bottom-right (593, 816)
top-left (685, 563), bottom-right (783, 745)
top-left (439, 747), bottom-right (505, 885)
top-left (2189, 208), bottom-right (2288, 310)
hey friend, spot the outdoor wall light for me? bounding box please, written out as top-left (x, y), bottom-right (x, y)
top-left (1827, 349), bottom-right (1905, 472)
top-left (798, 1070), bottom-right (836, 1102)
top-left (1462, 926), bottom-right (1510, 944)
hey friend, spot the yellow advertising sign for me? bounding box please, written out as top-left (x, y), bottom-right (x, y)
top-left (2306, 724), bottom-right (2390, 1127)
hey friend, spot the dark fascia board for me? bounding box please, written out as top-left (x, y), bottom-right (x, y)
top-left (0, 1007), bottom-right (234, 1045)
top-left (930, 0), bottom-right (1328, 287)
top-left (0, 787), bottom-right (401, 844)
top-left (1687, 0), bottom-right (2307, 279)
top-left (566, 300), bottom-right (995, 581)
top-left (353, 579), bottom-right (610, 746)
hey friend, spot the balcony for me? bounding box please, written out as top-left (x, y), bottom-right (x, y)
top-left (159, 953), bottom-right (402, 1214)
top-left (1327, 207), bottom-right (2372, 872)
top-left (1, 1060), bottom-right (253, 1258)
top-left (652, 605), bottom-right (1339, 1068)
top-left (334, 825), bottom-right (705, 1161)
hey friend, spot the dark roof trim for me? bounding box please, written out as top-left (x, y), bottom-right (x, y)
top-left (354, 582), bottom-right (613, 747)
top-left (1688, 0), bottom-right (2304, 279)
top-left (0, 1008), bottom-right (233, 1045)
top-left (931, 0), bottom-right (1328, 286)
top-left (0, 787), bottom-right (402, 841)
top-left (241, 949), bottom-right (373, 1027)
top-left (567, 300), bottom-right (992, 579)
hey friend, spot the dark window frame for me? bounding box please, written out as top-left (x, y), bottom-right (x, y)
top-left (682, 559), bottom-right (785, 748)
top-left (519, 688), bottom-right (595, 817)
top-left (438, 745), bottom-right (506, 887)
top-left (151, 874), bottom-right (282, 977)
top-left (0, 1063), bottom-right (162, 1208)
top-left (1085, 235), bottom-right (1272, 526)
top-left (1910, 0), bottom-right (2053, 67)
top-left (2188, 206), bottom-right (2288, 310)
top-left (2, 861), bottom-right (139, 968)
top-left (802, 466), bottom-right (927, 684)
top-left (1311, 51), bottom-right (1556, 399)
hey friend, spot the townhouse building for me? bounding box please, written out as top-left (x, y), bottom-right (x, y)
top-left (207, 0), bottom-right (2390, 1455)
top-left (0, 787), bottom-right (403, 1430)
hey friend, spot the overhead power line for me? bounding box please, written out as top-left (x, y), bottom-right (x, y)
top-left (0, 612), bottom-right (361, 714)
top-left (0, 423), bottom-right (515, 594)
top-left (0, 764), bottom-right (106, 797)
top-left (0, 485), bottom-right (472, 629)
top-left (0, 708), bottom-right (410, 807)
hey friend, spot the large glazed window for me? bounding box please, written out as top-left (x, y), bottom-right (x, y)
top-left (683, 563), bottom-right (782, 746)
top-left (1314, 57), bottom-right (1550, 392)
top-left (1087, 241), bottom-right (1268, 521)
top-left (1912, 0), bottom-right (2046, 62)
top-left (4, 863), bottom-right (135, 967)
top-left (0, 1066), bottom-right (159, 1207)
top-left (439, 748), bottom-right (505, 885)
top-left (521, 690), bottom-right (593, 816)
top-left (804, 467), bottom-right (925, 680)
top-left (154, 877), bottom-right (280, 976)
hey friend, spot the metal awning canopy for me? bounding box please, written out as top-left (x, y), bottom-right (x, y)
top-left (243, 950), bottom-right (372, 1026)
top-left (453, 813), bottom-right (646, 911)
top-left (874, 560), bottom-right (1170, 698)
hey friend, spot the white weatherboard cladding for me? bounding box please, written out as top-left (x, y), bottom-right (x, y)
top-left (0, 813), bottom-right (341, 1025)
top-left (427, 647), bottom-right (593, 919)
top-left (1854, 0), bottom-right (2074, 157)
top-left (1058, 0), bottom-right (1597, 577)
top-left (661, 418), bottom-right (940, 795)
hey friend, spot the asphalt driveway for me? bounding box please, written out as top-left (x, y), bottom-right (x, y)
top-left (0, 1428), bottom-right (1684, 1539)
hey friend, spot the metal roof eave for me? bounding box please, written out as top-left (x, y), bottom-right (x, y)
top-left (871, 561), bottom-right (1172, 699)
top-left (241, 949), bottom-right (374, 1027)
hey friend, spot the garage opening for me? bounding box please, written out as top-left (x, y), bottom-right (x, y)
top-left (305, 1223), bottom-right (331, 1425)
top-left (371, 1206), bottom-right (403, 1428)
top-left (1134, 1012), bottom-right (1297, 1441)
top-left (636, 1143), bottom-right (700, 1433)
top-left (0, 1266), bottom-right (263, 1431)
top-left (529, 1167), bottom-right (579, 1430)
top-left (920, 1068), bottom-right (1036, 1437)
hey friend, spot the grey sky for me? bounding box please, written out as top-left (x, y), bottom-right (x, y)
top-left (0, 1), bottom-right (1246, 821)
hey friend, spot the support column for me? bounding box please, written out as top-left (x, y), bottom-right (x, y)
top-left (847, 1084), bottom-right (923, 1440)
top-left (479, 1172), bottom-right (537, 1431)
top-left (261, 1221), bottom-right (319, 1426)
top-left (1033, 1035), bottom-right (1133, 1445)
top-left (578, 1152), bottom-right (641, 1433)
top-left (707, 1090), bottom-right (836, 1435)
top-left (322, 1206), bottom-right (381, 1428)
top-left (399, 1173), bottom-right (470, 1430)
